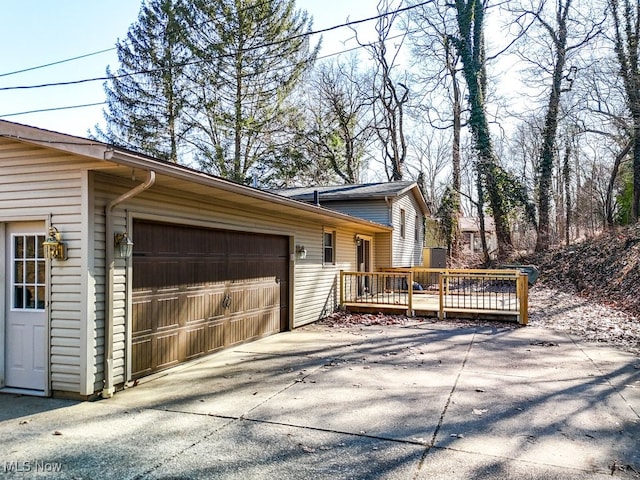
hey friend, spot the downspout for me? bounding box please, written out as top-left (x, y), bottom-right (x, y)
top-left (102, 170), bottom-right (155, 398)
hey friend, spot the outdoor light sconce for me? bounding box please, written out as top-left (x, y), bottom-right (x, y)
top-left (295, 244), bottom-right (307, 260)
top-left (114, 232), bottom-right (134, 259)
top-left (354, 235), bottom-right (362, 246)
top-left (42, 226), bottom-right (67, 260)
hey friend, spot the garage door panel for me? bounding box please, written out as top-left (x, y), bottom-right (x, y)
top-left (207, 291), bottom-right (226, 319)
top-left (132, 220), bottom-right (289, 379)
top-left (156, 332), bottom-right (180, 368)
top-left (131, 338), bottom-right (152, 377)
top-left (185, 326), bottom-right (206, 359)
top-left (187, 292), bottom-right (211, 324)
top-left (156, 296), bottom-right (180, 330)
top-left (132, 299), bottom-right (153, 335)
top-left (207, 322), bottom-right (225, 352)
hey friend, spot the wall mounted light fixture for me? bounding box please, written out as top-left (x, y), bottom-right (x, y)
top-left (42, 226), bottom-right (67, 260)
top-left (295, 244), bottom-right (307, 260)
top-left (114, 232), bottom-right (134, 259)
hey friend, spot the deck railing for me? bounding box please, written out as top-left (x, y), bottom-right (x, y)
top-left (340, 271), bottom-right (414, 311)
top-left (340, 268), bottom-right (529, 325)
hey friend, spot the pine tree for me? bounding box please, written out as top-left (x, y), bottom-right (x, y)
top-left (184, 0), bottom-right (319, 183)
top-left (95, 0), bottom-right (189, 163)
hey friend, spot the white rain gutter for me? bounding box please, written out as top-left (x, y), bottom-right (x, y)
top-left (102, 170), bottom-right (155, 398)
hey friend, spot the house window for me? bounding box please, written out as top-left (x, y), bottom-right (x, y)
top-left (400, 209), bottom-right (406, 239)
top-left (415, 215), bottom-right (420, 242)
top-left (323, 230), bottom-right (335, 264)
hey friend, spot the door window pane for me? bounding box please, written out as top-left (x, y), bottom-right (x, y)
top-left (12, 234), bottom-right (46, 311)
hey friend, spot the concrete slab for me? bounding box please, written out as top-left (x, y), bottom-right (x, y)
top-left (0, 397), bottom-right (230, 479)
top-left (1, 323), bottom-right (638, 479)
top-left (416, 448), bottom-right (630, 479)
top-left (146, 419), bottom-right (425, 480)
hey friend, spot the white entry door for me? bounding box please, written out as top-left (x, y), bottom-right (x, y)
top-left (4, 223), bottom-right (47, 391)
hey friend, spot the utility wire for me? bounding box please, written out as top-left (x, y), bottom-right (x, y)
top-left (0, 0), bottom-right (273, 80)
top-left (0, 102), bottom-right (106, 118)
top-left (0, 1), bottom-right (430, 92)
top-left (0, 48), bottom-right (116, 78)
top-left (0, 26), bottom-right (415, 119)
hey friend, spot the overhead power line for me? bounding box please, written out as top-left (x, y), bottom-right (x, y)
top-left (0, 102), bottom-right (106, 118)
top-left (0, 1), bottom-right (430, 92)
top-left (0, 48), bottom-right (116, 78)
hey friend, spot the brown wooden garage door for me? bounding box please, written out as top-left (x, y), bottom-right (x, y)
top-left (131, 220), bottom-right (289, 379)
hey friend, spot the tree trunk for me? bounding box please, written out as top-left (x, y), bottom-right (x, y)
top-left (605, 141), bottom-right (632, 226)
top-left (535, 6), bottom-right (569, 251)
top-left (633, 121), bottom-right (640, 220)
top-left (563, 140), bottom-right (571, 245)
top-left (450, 45), bottom-right (462, 258)
top-left (452, 0), bottom-right (513, 259)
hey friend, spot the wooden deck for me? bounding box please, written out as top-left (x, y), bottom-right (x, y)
top-left (340, 268), bottom-right (528, 324)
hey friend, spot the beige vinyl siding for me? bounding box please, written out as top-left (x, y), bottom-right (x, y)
top-left (92, 179), bottom-right (130, 387)
top-left (90, 199), bottom-right (106, 392)
top-left (374, 232), bottom-right (392, 269)
top-left (92, 173), bottom-right (373, 379)
top-left (390, 194), bottom-right (424, 267)
top-left (0, 139), bottom-right (88, 394)
top-left (292, 226), bottom-right (372, 327)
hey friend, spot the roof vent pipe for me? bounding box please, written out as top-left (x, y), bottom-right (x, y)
top-left (314, 190), bottom-right (320, 206)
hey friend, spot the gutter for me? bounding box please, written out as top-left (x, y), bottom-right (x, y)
top-left (102, 170), bottom-right (156, 398)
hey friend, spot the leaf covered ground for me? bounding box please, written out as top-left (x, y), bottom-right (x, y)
top-left (520, 222), bottom-right (640, 317)
top-left (318, 224), bottom-right (640, 356)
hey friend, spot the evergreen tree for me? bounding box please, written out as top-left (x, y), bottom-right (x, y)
top-left (95, 0), bottom-right (189, 163)
top-left (184, 0), bottom-right (319, 183)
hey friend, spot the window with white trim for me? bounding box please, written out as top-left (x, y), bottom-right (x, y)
top-left (323, 230), bottom-right (335, 264)
top-left (400, 209), bottom-right (406, 239)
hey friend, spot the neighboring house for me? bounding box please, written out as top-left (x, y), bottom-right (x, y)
top-left (271, 182), bottom-right (430, 269)
top-left (0, 120), bottom-right (392, 399)
top-left (460, 216), bottom-right (498, 257)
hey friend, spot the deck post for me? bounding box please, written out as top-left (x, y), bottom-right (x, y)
top-left (340, 270), bottom-right (345, 306)
top-left (438, 274), bottom-right (444, 320)
top-left (407, 271), bottom-right (414, 317)
top-left (518, 273), bottom-right (529, 325)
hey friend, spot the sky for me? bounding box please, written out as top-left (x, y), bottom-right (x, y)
top-left (0, 0), bottom-right (380, 138)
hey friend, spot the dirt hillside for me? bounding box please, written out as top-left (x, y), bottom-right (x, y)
top-left (520, 223), bottom-right (640, 317)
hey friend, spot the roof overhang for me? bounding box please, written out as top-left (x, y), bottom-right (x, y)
top-left (0, 120), bottom-right (391, 234)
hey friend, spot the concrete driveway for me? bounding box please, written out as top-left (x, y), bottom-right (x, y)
top-left (2, 321), bottom-right (639, 479)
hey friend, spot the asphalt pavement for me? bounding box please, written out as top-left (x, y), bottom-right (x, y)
top-left (1, 320), bottom-right (639, 479)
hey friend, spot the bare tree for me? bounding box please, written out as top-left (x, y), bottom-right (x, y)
top-left (302, 56), bottom-right (374, 184)
top-left (356, 0), bottom-right (409, 181)
top-left (512, 0), bottom-right (603, 251)
top-left (447, 0), bottom-right (515, 258)
top-left (609, 0), bottom-right (640, 221)
top-left (409, 0), bottom-right (464, 256)
top-left (408, 127), bottom-right (450, 209)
